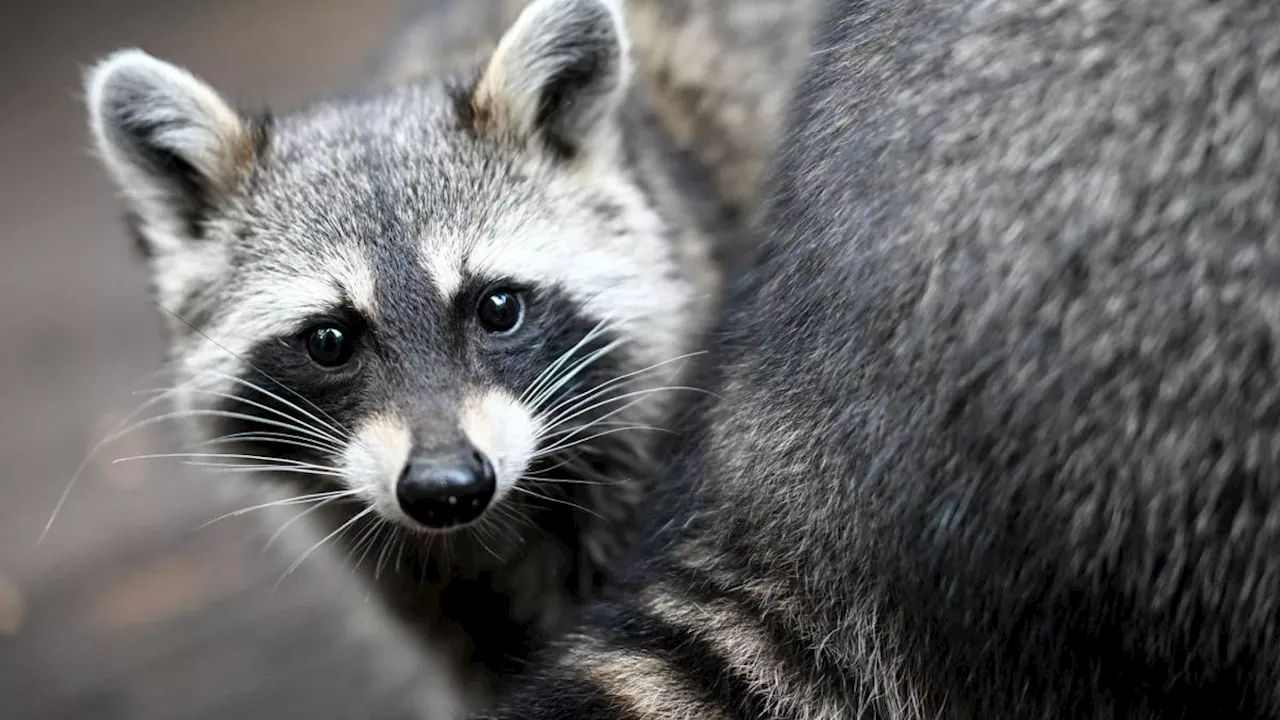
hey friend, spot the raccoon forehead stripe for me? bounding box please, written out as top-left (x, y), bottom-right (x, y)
top-left (242, 246), bottom-right (376, 325)
top-left (325, 246), bottom-right (379, 318)
top-left (186, 247), bottom-right (379, 373)
top-left (420, 240), bottom-right (466, 301)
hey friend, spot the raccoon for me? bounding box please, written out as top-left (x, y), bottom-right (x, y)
top-left (372, 0), bottom-right (826, 220)
top-left (485, 0), bottom-right (1280, 717)
top-left (83, 0), bottom-right (737, 711)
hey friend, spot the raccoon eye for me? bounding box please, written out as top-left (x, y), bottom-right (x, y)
top-left (477, 289), bottom-right (524, 334)
top-left (306, 326), bottom-right (355, 367)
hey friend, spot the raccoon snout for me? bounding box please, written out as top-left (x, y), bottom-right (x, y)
top-left (395, 442), bottom-right (497, 529)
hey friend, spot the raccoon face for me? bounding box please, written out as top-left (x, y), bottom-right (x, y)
top-left (86, 0), bottom-right (697, 537)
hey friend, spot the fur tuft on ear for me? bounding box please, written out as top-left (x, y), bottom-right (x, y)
top-left (85, 49), bottom-right (262, 244)
top-left (471, 0), bottom-right (631, 157)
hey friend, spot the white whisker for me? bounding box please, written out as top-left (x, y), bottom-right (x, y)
top-left (181, 462), bottom-right (347, 478)
top-left (467, 523), bottom-right (503, 561)
top-left (534, 424), bottom-right (666, 459)
top-left (536, 350), bottom-right (705, 427)
top-left (40, 369), bottom-right (225, 544)
top-left (375, 524), bottom-right (399, 580)
top-left (525, 454), bottom-right (578, 475)
top-left (349, 519), bottom-right (387, 575)
top-left (146, 386), bottom-right (346, 447)
top-left (278, 505), bottom-right (376, 585)
top-left (198, 432), bottom-right (343, 457)
top-left (487, 502), bottom-right (533, 543)
top-left (262, 494), bottom-right (353, 554)
top-left (522, 473), bottom-right (625, 487)
top-left (520, 318), bottom-right (613, 406)
top-left (528, 337), bottom-right (627, 412)
top-left (198, 489), bottom-right (361, 529)
top-left (395, 530), bottom-right (408, 573)
top-left (113, 451), bottom-right (340, 471)
top-left (539, 385), bottom-right (705, 436)
top-left (539, 419), bottom-right (655, 437)
top-left (152, 408), bottom-right (344, 447)
top-left (508, 485), bottom-right (607, 521)
top-left (204, 370), bottom-right (350, 444)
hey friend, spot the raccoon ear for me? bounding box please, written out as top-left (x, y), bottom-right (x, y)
top-left (472, 0), bottom-right (631, 157)
top-left (85, 49), bottom-right (262, 248)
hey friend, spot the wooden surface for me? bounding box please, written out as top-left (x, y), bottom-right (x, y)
top-left (0, 2), bottom-right (450, 717)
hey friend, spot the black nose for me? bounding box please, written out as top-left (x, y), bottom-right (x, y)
top-left (396, 444), bottom-right (496, 529)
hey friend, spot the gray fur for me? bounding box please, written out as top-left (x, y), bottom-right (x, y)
top-left (487, 0), bottom-right (1280, 717)
top-left (374, 0), bottom-right (826, 220)
top-left (84, 0), bottom-right (742, 715)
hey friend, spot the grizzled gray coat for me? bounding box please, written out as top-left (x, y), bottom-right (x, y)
top-left (485, 0), bottom-right (1280, 717)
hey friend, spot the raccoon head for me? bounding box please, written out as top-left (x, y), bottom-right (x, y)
top-left (85, 0), bottom-right (701, 551)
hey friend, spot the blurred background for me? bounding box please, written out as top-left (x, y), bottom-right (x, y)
top-left (0, 1), bottom-right (452, 717)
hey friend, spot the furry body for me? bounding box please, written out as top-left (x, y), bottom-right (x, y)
top-left (83, 0), bottom-right (751, 714)
top-left (486, 0), bottom-right (1280, 717)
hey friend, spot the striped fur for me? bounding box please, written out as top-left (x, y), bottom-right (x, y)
top-left (84, 0), bottom-right (750, 715)
top-left (484, 0), bottom-right (1280, 717)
